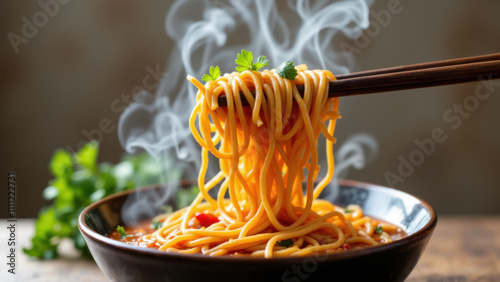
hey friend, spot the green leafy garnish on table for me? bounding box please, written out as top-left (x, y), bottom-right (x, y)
top-left (202, 66), bottom-right (221, 82)
top-left (235, 49), bottom-right (269, 72)
top-left (277, 239), bottom-right (294, 248)
top-left (276, 61), bottom-right (298, 80)
top-left (23, 141), bottom-right (197, 260)
top-left (375, 226), bottom-right (384, 234)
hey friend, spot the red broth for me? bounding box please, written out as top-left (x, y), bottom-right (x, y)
top-left (107, 217), bottom-right (407, 254)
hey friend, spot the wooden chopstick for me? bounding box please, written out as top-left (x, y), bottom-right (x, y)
top-left (334, 53), bottom-right (500, 80)
top-left (326, 59), bottom-right (500, 97)
top-left (216, 53), bottom-right (500, 106)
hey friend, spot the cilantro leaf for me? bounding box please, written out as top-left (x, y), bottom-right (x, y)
top-left (25, 140), bottom-right (199, 260)
top-left (277, 238), bottom-right (294, 248)
top-left (276, 61), bottom-right (298, 80)
top-left (75, 141), bottom-right (98, 172)
top-left (252, 55), bottom-right (269, 71)
top-left (344, 209), bottom-right (352, 213)
top-left (24, 141), bottom-right (173, 259)
top-left (49, 149), bottom-right (73, 178)
top-left (235, 50), bottom-right (269, 72)
top-left (235, 49), bottom-right (254, 72)
top-left (151, 220), bottom-right (163, 230)
top-left (375, 226), bottom-right (384, 234)
top-left (22, 207), bottom-right (59, 259)
top-left (202, 66), bottom-right (221, 82)
top-left (116, 225), bottom-right (132, 239)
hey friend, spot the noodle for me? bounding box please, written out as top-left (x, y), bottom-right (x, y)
top-left (134, 65), bottom-right (396, 258)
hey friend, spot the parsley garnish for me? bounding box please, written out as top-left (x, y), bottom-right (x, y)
top-left (277, 239), bottom-right (294, 248)
top-left (375, 226), bottom-right (384, 234)
top-left (151, 220), bottom-right (162, 230)
top-left (116, 225), bottom-right (133, 239)
top-left (235, 49), bottom-right (269, 72)
top-left (23, 140), bottom-right (198, 260)
top-left (344, 209), bottom-right (352, 213)
top-left (202, 66), bottom-right (221, 82)
top-left (276, 61), bottom-right (298, 80)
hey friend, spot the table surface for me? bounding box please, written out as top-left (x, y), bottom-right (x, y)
top-left (11, 217), bottom-right (500, 282)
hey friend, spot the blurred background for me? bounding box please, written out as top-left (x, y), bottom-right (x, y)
top-left (1, 0), bottom-right (499, 218)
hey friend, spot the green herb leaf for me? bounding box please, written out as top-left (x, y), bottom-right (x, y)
top-left (25, 141), bottom-right (168, 259)
top-left (344, 209), bottom-right (352, 213)
top-left (276, 61), bottom-right (298, 80)
top-left (235, 50), bottom-right (269, 72)
top-left (22, 207), bottom-right (59, 259)
top-left (375, 226), bottom-right (384, 234)
top-left (277, 238), bottom-right (294, 248)
top-left (75, 141), bottom-right (99, 172)
top-left (49, 149), bottom-right (73, 178)
top-left (116, 225), bottom-right (132, 239)
top-left (252, 55), bottom-right (269, 71)
top-left (235, 49), bottom-right (254, 72)
top-left (25, 140), bottom-right (197, 260)
top-left (151, 220), bottom-right (162, 230)
top-left (202, 66), bottom-right (221, 82)
top-left (43, 186), bottom-right (59, 200)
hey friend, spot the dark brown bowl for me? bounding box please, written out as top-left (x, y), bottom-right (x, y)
top-left (78, 180), bottom-right (437, 282)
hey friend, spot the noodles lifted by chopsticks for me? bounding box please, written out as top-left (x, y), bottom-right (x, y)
top-left (140, 65), bottom-right (394, 258)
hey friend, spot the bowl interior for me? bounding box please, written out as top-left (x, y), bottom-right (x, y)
top-left (330, 180), bottom-right (433, 235)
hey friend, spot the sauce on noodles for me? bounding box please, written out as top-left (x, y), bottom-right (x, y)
top-left (108, 214), bottom-right (407, 254)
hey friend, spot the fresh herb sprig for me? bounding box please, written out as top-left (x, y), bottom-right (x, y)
top-left (23, 141), bottom-right (198, 260)
top-left (235, 49), bottom-right (269, 72)
top-left (116, 226), bottom-right (133, 239)
top-left (276, 61), bottom-right (298, 80)
top-left (375, 226), bottom-right (384, 234)
top-left (202, 66), bottom-right (221, 82)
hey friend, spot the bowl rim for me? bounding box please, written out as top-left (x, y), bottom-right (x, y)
top-left (78, 179), bottom-right (437, 262)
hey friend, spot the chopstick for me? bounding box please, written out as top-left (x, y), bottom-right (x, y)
top-left (334, 53), bottom-right (500, 80)
top-left (325, 59), bottom-right (500, 97)
top-left (216, 53), bottom-right (500, 106)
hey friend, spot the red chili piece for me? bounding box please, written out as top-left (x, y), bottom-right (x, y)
top-left (195, 212), bottom-right (219, 228)
top-left (342, 243), bottom-right (351, 250)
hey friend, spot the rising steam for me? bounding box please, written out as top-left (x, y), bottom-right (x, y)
top-left (118, 0), bottom-right (376, 224)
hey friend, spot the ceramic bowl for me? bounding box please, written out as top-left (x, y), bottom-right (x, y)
top-left (78, 180), bottom-right (437, 282)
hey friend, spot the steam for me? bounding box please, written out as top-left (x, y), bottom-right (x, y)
top-left (324, 133), bottom-right (379, 201)
top-left (118, 0), bottom-right (375, 224)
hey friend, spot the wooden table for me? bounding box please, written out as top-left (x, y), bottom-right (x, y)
top-left (14, 217), bottom-right (500, 281)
